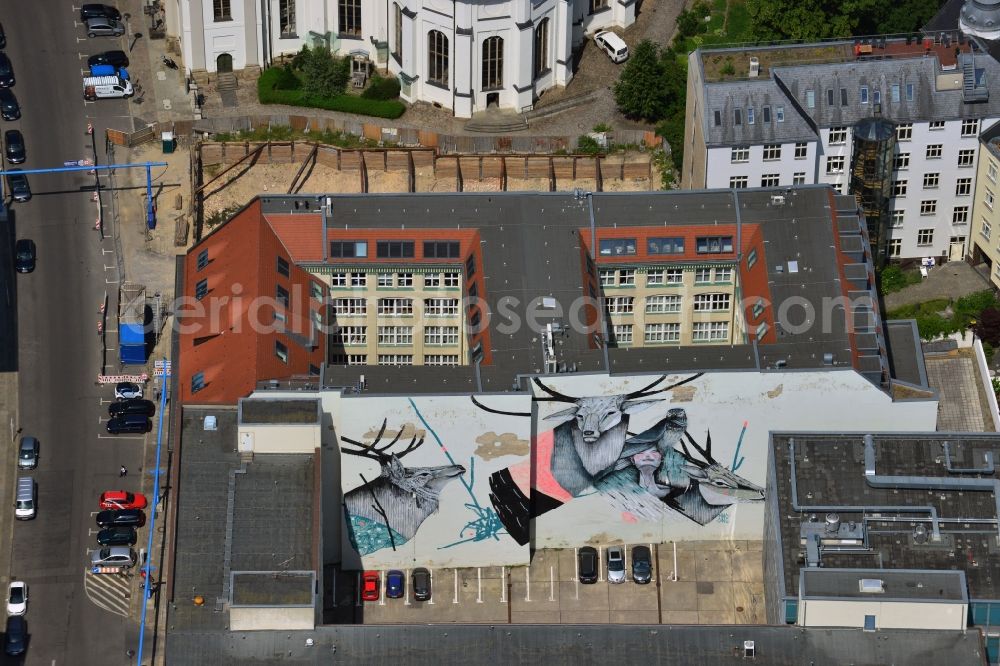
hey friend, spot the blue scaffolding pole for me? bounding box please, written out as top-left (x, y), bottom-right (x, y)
top-left (0, 160), bottom-right (167, 229)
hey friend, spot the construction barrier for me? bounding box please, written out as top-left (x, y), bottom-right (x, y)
top-left (97, 374), bottom-right (149, 384)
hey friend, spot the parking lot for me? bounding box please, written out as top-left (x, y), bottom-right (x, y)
top-left (331, 540), bottom-right (764, 625)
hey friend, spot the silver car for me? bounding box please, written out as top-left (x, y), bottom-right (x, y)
top-left (91, 546), bottom-right (136, 568)
top-left (85, 17), bottom-right (125, 38)
top-left (607, 545), bottom-right (626, 583)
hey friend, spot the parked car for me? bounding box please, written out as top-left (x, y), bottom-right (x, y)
top-left (91, 545), bottom-right (136, 568)
top-left (85, 17), bottom-right (126, 38)
top-left (0, 53), bottom-right (14, 88)
top-left (412, 567), bottom-right (431, 601)
top-left (6, 581), bottom-right (26, 615)
top-left (631, 545), bottom-right (652, 584)
top-left (14, 239), bottom-right (35, 273)
top-left (4, 615), bottom-right (25, 656)
top-left (361, 571), bottom-right (379, 601)
top-left (5, 129), bottom-right (25, 163)
top-left (16, 436), bottom-right (37, 469)
top-left (108, 399), bottom-right (155, 418)
top-left (7, 169), bottom-right (29, 202)
top-left (386, 570), bottom-right (404, 599)
top-left (607, 545), bottom-right (626, 584)
top-left (87, 50), bottom-right (129, 69)
top-left (106, 414), bottom-right (152, 434)
top-left (115, 382), bottom-right (143, 400)
top-left (97, 526), bottom-right (137, 546)
top-left (80, 3), bottom-right (122, 22)
top-left (593, 31), bottom-right (629, 63)
top-left (99, 490), bottom-right (147, 510)
top-left (578, 546), bottom-right (598, 584)
top-left (0, 88), bottom-right (17, 120)
top-left (95, 508), bottom-right (145, 528)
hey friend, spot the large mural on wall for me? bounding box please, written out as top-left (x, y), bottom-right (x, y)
top-left (476, 374), bottom-right (764, 546)
top-left (338, 395), bottom-right (531, 569)
top-left (475, 370), bottom-right (937, 547)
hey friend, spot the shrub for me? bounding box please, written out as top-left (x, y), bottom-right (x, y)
top-left (273, 65), bottom-right (302, 90)
top-left (975, 307), bottom-right (1000, 346)
top-left (576, 135), bottom-right (603, 155)
top-left (592, 122), bottom-right (612, 133)
top-left (258, 67), bottom-right (406, 118)
top-left (878, 265), bottom-right (921, 294)
top-left (362, 74), bottom-right (402, 100)
top-left (301, 46), bottom-right (350, 98)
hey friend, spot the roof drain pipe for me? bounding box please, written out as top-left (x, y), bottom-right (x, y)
top-left (863, 433), bottom-right (1000, 543)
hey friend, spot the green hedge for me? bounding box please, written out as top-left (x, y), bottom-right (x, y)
top-left (258, 67), bottom-right (406, 119)
top-left (362, 75), bottom-right (402, 100)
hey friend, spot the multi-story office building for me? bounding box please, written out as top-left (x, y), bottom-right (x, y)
top-left (168, 0), bottom-right (634, 117)
top-left (966, 120), bottom-right (1000, 286)
top-left (683, 35), bottom-right (1000, 261)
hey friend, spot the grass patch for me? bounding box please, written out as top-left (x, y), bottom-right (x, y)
top-left (257, 67), bottom-right (406, 119)
top-left (878, 265), bottom-right (922, 295)
top-left (887, 290), bottom-right (1000, 340)
top-left (725, 0), bottom-right (752, 41)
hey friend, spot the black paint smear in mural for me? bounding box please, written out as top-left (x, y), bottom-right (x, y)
top-left (488, 468), bottom-right (531, 546)
top-left (360, 471), bottom-right (397, 551)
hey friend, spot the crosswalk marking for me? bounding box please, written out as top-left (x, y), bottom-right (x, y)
top-left (83, 569), bottom-right (132, 617)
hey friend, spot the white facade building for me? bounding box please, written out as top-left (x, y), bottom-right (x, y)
top-left (170, 0), bottom-right (636, 117)
top-left (684, 38), bottom-right (1000, 261)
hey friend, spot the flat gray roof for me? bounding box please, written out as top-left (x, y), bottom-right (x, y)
top-left (886, 319), bottom-right (929, 387)
top-left (164, 624), bottom-right (986, 665)
top-left (231, 571), bottom-right (314, 606)
top-left (170, 407), bottom-right (315, 633)
top-left (799, 568), bottom-right (968, 602)
top-left (768, 432), bottom-right (1000, 601)
top-left (239, 398), bottom-right (320, 425)
top-left (260, 188), bottom-right (885, 393)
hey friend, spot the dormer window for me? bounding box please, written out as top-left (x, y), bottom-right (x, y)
top-left (714, 110), bottom-right (721, 126)
top-left (762, 106), bottom-right (771, 123)
top-left (734, 109), bottom-right (742, 125)
top-left (860, 86), bottom-right (869, 104)
top-left (807, 89), bottom-right (816, 108)
top-left (747, 107), bottom-right (754, 124)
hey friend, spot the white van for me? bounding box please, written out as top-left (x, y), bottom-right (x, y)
top-left (594, 31), bottom-right (629, 63)
top-left (14, 477), bottom-right (34, 520)
top-left (83, 75), bottom-right (133, 101)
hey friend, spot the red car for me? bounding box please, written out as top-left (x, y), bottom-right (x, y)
top-left (361, 571), bottom-right (379, 601)
top-left (99, 491), bottom-right (147, 511)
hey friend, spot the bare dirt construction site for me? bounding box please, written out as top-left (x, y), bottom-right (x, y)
top-left (197, 141), bottom-right (660, 223)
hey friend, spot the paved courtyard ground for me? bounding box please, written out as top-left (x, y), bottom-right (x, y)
top-left (924, 348), bottom-right (995, 432)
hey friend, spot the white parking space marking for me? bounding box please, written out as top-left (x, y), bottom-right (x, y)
top-left (549, 566), bottom-right (556, 601)
top-left (499, 566), bottom-right (505, 603)
top-left (379, 570), bottom-right (385, 606)
top-left (403, 569), bottom-right (410, 606)
top-left (597, 545), bottom-right (604, 582)
top-left (426, 568), bottom-right (435, 605)
top-left (452, 569), bottom-right (458, 604)
top-left (354, 572), bottom-right (361, 607)
top-left (524, 566), bottom-right (531, 602)
top-left (476, 567), bottom-right (482, 603)
top-left (96, 434), bottom-right (145, 440)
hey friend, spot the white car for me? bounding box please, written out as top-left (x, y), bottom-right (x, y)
top-left (114, 382), bottom-right (143, 400)
top-left (607, 546), bottom-right (626, 583)
top-left (594, 31), bottom-right (629, 63)
top-left (7, 581), bottom-right (26, 615)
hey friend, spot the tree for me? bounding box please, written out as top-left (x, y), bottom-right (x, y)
top-left (613, 40), bottom-right (670, 121)
top-left (975, 307), bottom-right (1000, 347)
top-left (301, 46), bottom-right (350, 99)
top-left (746, 0), bottom-right (944, 41)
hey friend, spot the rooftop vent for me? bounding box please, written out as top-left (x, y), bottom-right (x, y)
top-left (749, 56), bottom-right (760, 78)
top-left (825, 513), bottom-right (841, 533)
top-left (859, 578), bottom-right (885, 594)
top-left (770, 194), bottom-right (786, 206)
top-left (203, 415), bottom-right (218, 431)
top-left (823, 352), bottom-right (834, 366)
top-left (743, 640), bottom-right (756, 658)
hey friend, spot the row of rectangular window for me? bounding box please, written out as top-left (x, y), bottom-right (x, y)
top-left (330, 354), bottom-right (461, 366)
top-left (329, 240), bottom-right (461, 259)
top-left (731, 143), bottom-right (807, 163)
top-left (892, 206), bottom-right (969, 227)
top-left (331, 297), bottom-right (460, 316)
top-left (599, 235), bottom-right (730, 257)
top-left (332, 326), bottom-right (461, 346)
top-left (605, 293), bottom-right (731, 314)
top-left (331, 271), bottom-right (461, 288)
top-left (892, 177), bottom-right (973, 198)
top-left (805, 83), bottom-right (918, 109)
top-left (600, 266), bottom-right (733, 287)
top-left (612, 321), bottom-right (730, 344)
top-left (716, 105), bottom-right (784, 127)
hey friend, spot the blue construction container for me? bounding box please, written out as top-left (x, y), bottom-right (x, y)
top-left (119, 323), bottom-right (147, 365)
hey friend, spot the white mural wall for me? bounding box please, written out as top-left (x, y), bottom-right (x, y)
top-left (474, 370), bottom-right (938, 548)
top-left (337, 394), bottom-right (532, 569)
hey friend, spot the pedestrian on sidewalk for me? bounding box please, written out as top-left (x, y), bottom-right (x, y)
top-left (119, 465), bottom-right (127, 477)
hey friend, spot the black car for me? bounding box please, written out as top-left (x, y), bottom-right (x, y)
top-left (97, 526), bottom-right (138, 546)
top-left (80, 3), bottom-right (121, 21)
top-left (578, 546), bottom-right (598, 584)
top-left (0, 88), bottom-right (18, 120)
top-left (0, 52), bottom-right (14, 88)
top-left (109, 399), bottom-right (156, 418)
top-left (96, 508), bottom-right (145, 528)
top-left (7, 169), bottom-right (30, 202)
top-left (4, 615), bottom-right (25, 656)
top-left (14, 239), bottom-right (34, 273)
top-left (631, 545), bottom-right (652, 584)
top-left (412, 567), bottom-right (431, 601)
top-left (87, 50), bottom-right (129, 69)
top-left (5, 129), bottom-right (24, 163)
top-left (106, 414), bottom-right (152, 434)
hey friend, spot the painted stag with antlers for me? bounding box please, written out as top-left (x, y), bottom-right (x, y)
top-left (342, 419), bottom-right (465, 555)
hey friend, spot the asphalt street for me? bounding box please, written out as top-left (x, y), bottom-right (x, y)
top-left (1, 3), bottom-right (152, 664)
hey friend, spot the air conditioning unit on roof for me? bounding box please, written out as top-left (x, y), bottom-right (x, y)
top-left (749, 57), bottom-right (760, 77)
